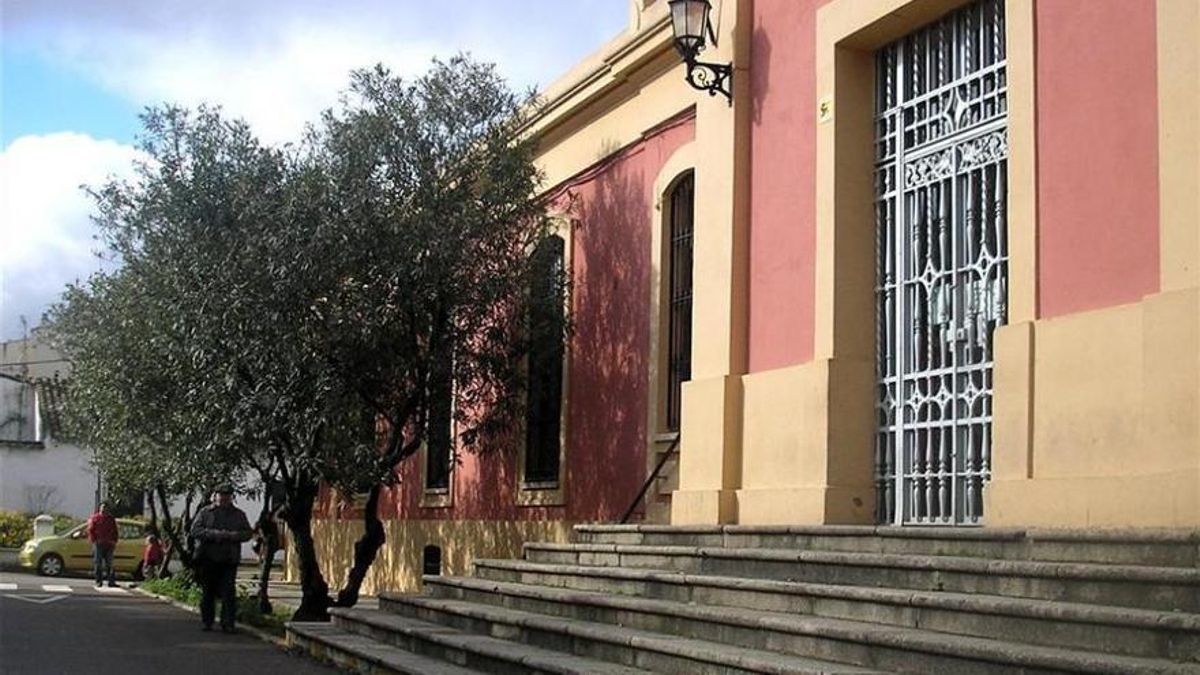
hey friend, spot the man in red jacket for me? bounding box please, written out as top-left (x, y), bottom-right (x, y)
top-left (86, 501), bottom-right (119, 587)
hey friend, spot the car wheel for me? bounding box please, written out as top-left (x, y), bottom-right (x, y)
top-left (37, 553), bottom-right (65, 577)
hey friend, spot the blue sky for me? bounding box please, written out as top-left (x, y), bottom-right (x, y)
top-left (2, 50), bottom-right (142, 147)
top-left (1, 0), bottom-right (631, 340)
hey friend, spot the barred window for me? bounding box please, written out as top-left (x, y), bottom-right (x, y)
top-left (524, 234), bottom-right (566, 485)
top-left (665, 173), bottom-right (694, 432)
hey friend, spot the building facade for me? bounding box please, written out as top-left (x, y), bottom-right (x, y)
top-left (301, 0), bottom-right (1199, 593)
top-left (0, 334), bottom-right (99, 519)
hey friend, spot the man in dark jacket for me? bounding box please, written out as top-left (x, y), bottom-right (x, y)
top-left (190, 484), bottom-right (253, 633)
top-left (86, 502), bottom-right (119, 587)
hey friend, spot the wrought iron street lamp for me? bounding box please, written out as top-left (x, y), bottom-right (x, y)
top-left (668, 0), bottom-right (732, 104)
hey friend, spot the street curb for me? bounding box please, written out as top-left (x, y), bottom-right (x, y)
top-left (131, 586), bottom-right (288, 649)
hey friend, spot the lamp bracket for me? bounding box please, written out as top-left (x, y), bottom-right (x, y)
top-left (684, 59), bottom-right (733, 105)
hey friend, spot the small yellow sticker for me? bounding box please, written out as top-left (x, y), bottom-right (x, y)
top-left (818, 96), bottom-right (833, 123)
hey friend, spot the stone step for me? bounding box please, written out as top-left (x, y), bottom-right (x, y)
top-left (572, 525), bottom-right (1200, 569)
top-left (287, 621), bottom-right (482, 675)
top-left (376, 594), bottom-right (890, 675)
top-left (324, 608), bottom-right (651, 675)
top-left (524, 542), bottom-right (1200, 612)
top-left (414, 575), bottom-right (1200, 675)
top-left (471, 558), bottom-right (1200, 661)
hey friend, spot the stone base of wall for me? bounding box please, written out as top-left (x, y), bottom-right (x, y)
top-left (285, 519), bottom-right (575, 595)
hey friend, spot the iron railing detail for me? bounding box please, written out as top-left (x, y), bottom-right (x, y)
top-left (874, 0), bottom-right (1008, 526)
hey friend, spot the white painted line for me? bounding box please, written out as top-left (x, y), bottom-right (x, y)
top-left (5, 594), bottom-right (67, 605)
top-left (42, 585), bottom-right (73, 593)
top-left (0, 583), bottom-right (17, 591)
top-left (96, 585), bottom-right (128, 593)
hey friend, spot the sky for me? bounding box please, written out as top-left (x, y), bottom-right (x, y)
top-left (0, 0), bottom-right (631, 341)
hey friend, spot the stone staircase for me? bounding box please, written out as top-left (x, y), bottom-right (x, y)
top-left (287, 525), bottom-right (1200, 674)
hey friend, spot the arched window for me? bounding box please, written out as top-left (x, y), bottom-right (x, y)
top-left (665, 173), bottom-right (694, 432)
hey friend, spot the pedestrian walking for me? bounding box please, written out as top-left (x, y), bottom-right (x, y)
top-left (86, 501), bottom-right (119, 587)
top-left (190, 484), bottom-right (253, 633)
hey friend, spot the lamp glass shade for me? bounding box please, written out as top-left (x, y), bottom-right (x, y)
top-left (668, 0), bottom-right (710, 59)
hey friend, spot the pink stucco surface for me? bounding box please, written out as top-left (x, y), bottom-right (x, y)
top-left (747, 0), bottom-right (825, 372)
top-left (321, 115), bottom-right (696, 525)
top-left (1036, 0), bottom-right (1160, 317)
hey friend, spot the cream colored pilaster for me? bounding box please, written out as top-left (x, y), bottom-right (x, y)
top-left (1157, 0), bottom-right (1200, 292)
top-left (672, 0), bottom-right (752, 525)
top-left (1006, 0), bottom-right (1038, 322)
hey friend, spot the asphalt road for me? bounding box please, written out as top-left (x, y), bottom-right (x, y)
top-left (0, 571), bottom-right (340, 675)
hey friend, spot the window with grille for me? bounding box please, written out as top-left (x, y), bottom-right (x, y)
top-left (524, 234), bottom-right (566, 485)
top-left (665, 173), bottom-right (694, 432)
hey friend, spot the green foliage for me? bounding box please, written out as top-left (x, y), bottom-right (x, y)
top-left (0, 511), bottom-right (83, 548)
top-left (142, 572), bottom-right (202, 606)
top-left (52, 514), bottom-right (81, 534)
top-left (142, 572), bottom-right (291, 636)
top-left (44, 54), bottom-right (568, 611)
top-left (0, 511), bottom-right (31, 548)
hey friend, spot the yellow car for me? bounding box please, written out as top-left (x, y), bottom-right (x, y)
top-left (19, 519), bottom-right (147, 578)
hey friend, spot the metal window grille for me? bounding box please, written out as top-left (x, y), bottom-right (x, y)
top-left (874, 0), bottom-right (1008, 525)
top-left (666, 174), bottom-right (695, 433)
top-left (524, 235), bottom-right (566, 484)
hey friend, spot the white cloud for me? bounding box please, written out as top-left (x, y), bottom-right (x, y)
top-left (0, 133), bottom-right (142, 339)
top-left (7, 1), bottom-right (631, 144)
top-left (0, 2), bottom-right (630, 339)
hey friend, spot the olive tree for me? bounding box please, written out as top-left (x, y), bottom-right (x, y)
top-left (49, 55), bottom-right (567, 621)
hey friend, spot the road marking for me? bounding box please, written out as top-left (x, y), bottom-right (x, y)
top-left (96, 586), bottom-right (128, 594)
top-left (42, 585), bottom-right (72, 593)
top-left (4, 594), bottom-right (67, 605)
top-left (0, 583), bottom-right (16, 590)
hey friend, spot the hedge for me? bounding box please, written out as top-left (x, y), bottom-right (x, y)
top-left (0, 511), bottom-right (83, 548)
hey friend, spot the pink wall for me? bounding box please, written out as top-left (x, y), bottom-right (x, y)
top-left (323, 115), bottom-right (696, 526)
top-left (749, 0), bottom-right (1163, 361)
top-left (1036, 0), bottom-right (1160, 317)
top-left (747, 0), bottom-right (825, 372)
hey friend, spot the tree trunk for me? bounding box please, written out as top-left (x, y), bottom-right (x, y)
top-left (146, 490), bottom-right (159, 534)
top-left (284, 473), bottom-right (332, 621)
top-left (257, 544), bottom-right (279, 614)
top-left (254, 492), bottom-right (276, 614)
top-left (334, 483), bottom-right (385, 608)
top-left (155, 485), bottom-right (193, 570)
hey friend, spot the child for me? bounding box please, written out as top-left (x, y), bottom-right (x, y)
top-left (142, 534), bottom-right (166, 580)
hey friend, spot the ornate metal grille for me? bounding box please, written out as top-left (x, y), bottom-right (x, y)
top-left (666, 173), bottom-right (694, 432)
top-left (874, 0), bottom-right (1008, 525)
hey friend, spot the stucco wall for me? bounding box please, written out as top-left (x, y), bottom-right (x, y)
top-left (1035, 0), bottom-right (1160, 317)
top-left (378, 116), bottom-right (692, 526)
top-left (0, 439), bottom-right (98, 518)
top-left (747, 0), bottom-right (827, 372)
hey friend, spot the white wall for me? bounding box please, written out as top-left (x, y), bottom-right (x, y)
top-left (0, 438), bottom-right (98, 518)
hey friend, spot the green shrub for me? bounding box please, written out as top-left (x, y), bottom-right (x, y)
top-left (52, 514), bottom-right (82, 534)
top-left (143, 571), bottom-right (289, 636)
top-left (143, 572), bottom-right (202, 606)
top-left (0, 511), bottom-right (31, 548)
top-left (0, 511), bottom-right (85, 548)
